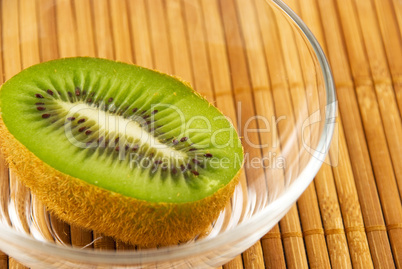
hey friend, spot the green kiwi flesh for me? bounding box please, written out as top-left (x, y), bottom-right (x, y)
top-left (0, 57), bottom-right (243, 246)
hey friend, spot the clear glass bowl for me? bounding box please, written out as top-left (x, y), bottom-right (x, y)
top-left (0, 0), bottom-right (336, 268)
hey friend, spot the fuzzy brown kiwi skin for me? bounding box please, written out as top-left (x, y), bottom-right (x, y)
top-left (0, 117), bottom-right (242, 248)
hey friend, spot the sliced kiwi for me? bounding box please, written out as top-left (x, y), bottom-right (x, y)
top-left (0, 57), bottom-right (243, 247)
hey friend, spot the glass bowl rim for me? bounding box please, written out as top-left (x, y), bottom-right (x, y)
top-left (0, 0), bottom-right (337, 265)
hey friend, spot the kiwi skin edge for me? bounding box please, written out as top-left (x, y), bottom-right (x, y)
top-left (0, 116), bottom-right (242, 248)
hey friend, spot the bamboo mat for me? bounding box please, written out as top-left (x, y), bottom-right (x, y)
top-left (0, 0), bottom-right (401, 268)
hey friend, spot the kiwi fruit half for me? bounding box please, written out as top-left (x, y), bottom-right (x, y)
top-left (0, 57), bottom-right (243, 247)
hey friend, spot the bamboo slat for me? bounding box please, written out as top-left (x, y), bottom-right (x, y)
top-left (289, 1), bottom-right (372, 266)
top-left (127, 0), bottom-right (153, 68)
top-left (19, 0), bottom-right (40, 68)
top-left (260, 225), bottom-right (286, 269)
top-left (253, 1), bottom-right (309, 267)
top-left (271, 1), bottom-right (334, 266)
top-left (291, 1), bottom-right (375, 259)
top-left (372, 0), bottom-right (402, 116)
top-left (315, 0), bottom-right (401, 268)
top-left (301, 1), bottom-right (392, 267)
top-left (8, 257), bottom-right (27, 269)
top-left (391, 0), bottom-right (402, 34)
top-left (165, 0), bottom-right (193, 82)
top-left (223, 255), bottom-right (244, 269)
top-left (334, 0), bottom-right (402, 266)
top-left (353, 0), bottom-right (402, 205)
top-left (147, 0), bottom-right (173, 74)
top-left (115, 240), bottom-right (135, 251)
top-left (242, 242), bottom-right (265, 269)
top-left (0, 251), bottom-right (7, 269)
top-left (312, 163), bottom-right (353, 268)
top-left (93, 235), bottom-right (116, 250)
top-left (109, 0), bottom-right (133, 63)
top-left (36, 0), bottom-right (59, 62)
top-left (92, 0), bottom-right (115, 60)
top-left (227, 0), bottom-right (287, 267)
top-left (73, 0), bottom-right (96, 57)
top-left (55, 0), bottom-right (77, 58)
top-left (1, 0), bottom-right (21, 78)
top-left (217, 0), bottom-right (268, 267)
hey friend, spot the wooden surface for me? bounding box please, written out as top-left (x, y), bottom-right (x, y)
top-left (0, 0), bottom-right (401, 268)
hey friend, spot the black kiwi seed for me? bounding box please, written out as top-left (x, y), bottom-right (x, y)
top-left (35, 94), bottom-right (44, 98)
top-left (191, 171), bottom-right (199, 176)
top-left (87, 98), bottom-right (93, 103)
top-left (68, 92), bottom-right (73, 97)
top-left (78, 127), bottom-right (86, 132)
top-left (132, 108), bottom-right (138, 113)
top-left (85, 130), bottom-right (92, 135)
top-left (132, 145), bottom-right (139, 151)
top-left (37, 107), bottom-right (46, 111)
top-left (78, 118), bottom-right (86, 124)
top-left (86, 141), bottom-right (94, 147)
top-left (152, 110), bottom-right (158, 114)
top-left (189, 148), bottom-right (197, 151)
top-left (108, 97), bottom-right (113, 103)
top-left (180, 137), bottom-right (188, 142)
top-left (67, 117), bottom-right (75, 121)
top-left (172, 139), bottom-right (179, 145)
top-left (75, 87), bottom-right (81, 96)
top-left (47, 89), bottom-right (54, 95)
top-left (42, 114), bottom-right (50, 118)
top-left (35, 102), bottom-right (45, 105)
top-left (204, 153), bottom-right (213, 158)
